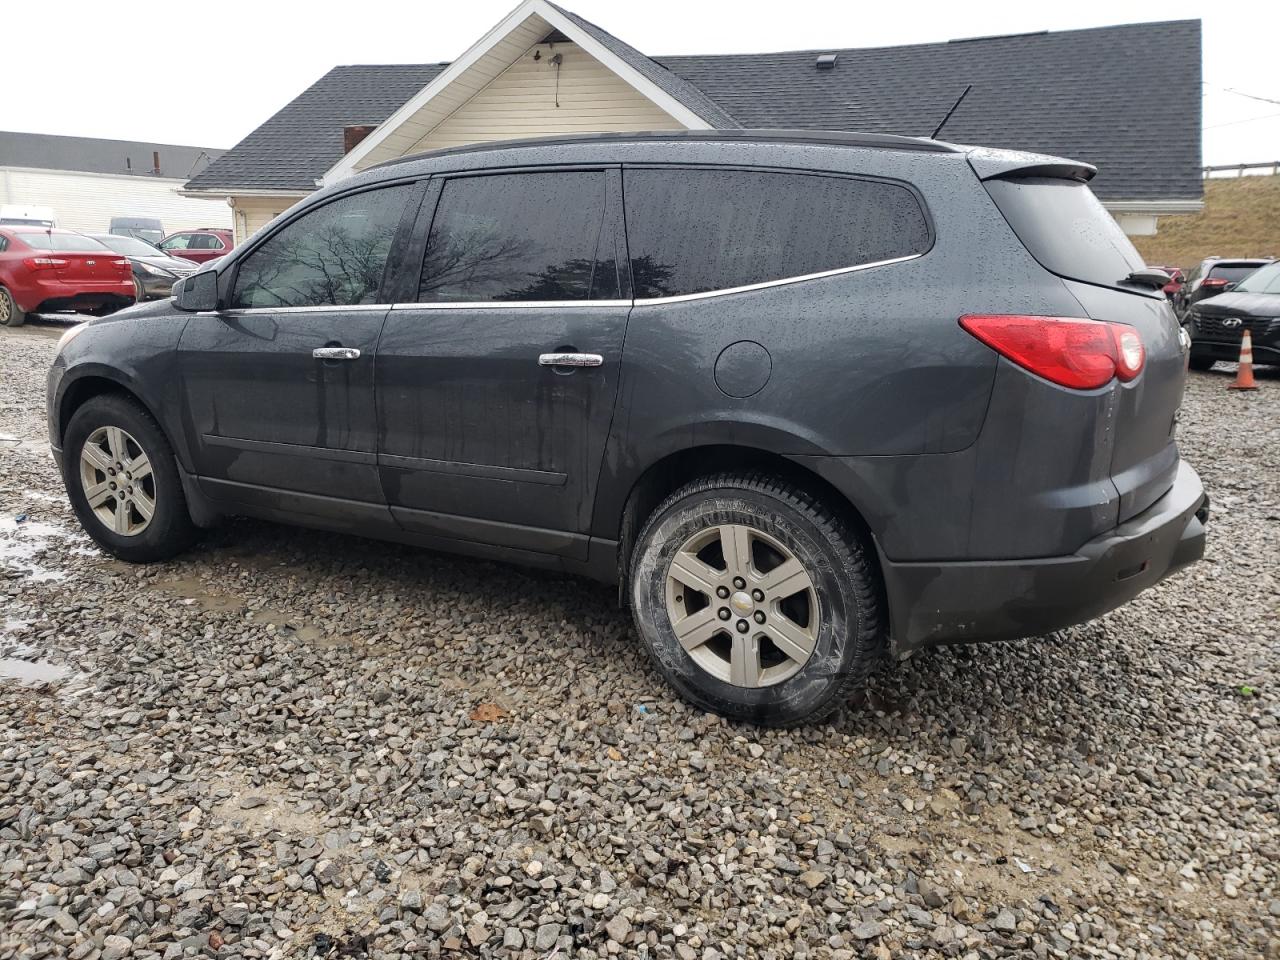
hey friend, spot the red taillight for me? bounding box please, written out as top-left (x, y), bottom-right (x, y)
top-left (1201, 277), bottom-right (1229, 288)
top-left (23, 256), bottom-right (67, 271)
top-left (112, 258), bottom-right (132, 276)
top-left (959, 315), bottom-right (1145, 390)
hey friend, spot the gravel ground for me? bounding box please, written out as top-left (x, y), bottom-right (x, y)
top-left (1, 321), bottom-right (1276, 960)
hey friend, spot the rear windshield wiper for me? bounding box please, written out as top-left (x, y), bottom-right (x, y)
top-left (1120, 268), bottom-right (1171, 290)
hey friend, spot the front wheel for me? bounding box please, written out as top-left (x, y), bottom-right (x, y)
top-left (629, 473), bottom-right (885, 726)
top-left (62, 394), bottom-right (199, 562)
top-left (0, 286), bottom-right (25, 327)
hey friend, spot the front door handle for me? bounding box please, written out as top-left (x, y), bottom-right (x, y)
top-left (538, 352), bottom-right (603, 368)
top-left (313, 347), bottom-right (361, 360)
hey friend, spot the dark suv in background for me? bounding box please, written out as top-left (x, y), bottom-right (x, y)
top-left (1184, 259), bottom-right (1280, 369)
top-left (1176, 257), bottom-right (1273, 316)
top-left (46, 131), bottom-right (1207, 726)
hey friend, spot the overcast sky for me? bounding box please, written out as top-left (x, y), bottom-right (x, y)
top-left (4, 0), bottom-right (1276, 166)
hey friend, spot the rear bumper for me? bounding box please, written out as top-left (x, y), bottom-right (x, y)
top-left (15, 277), bottom-right (135, 313)
top-left (882, 460), bottom-right (1207, 652)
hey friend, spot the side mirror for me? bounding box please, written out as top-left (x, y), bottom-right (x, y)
top-left (173, 270), bottom-right (220, 311)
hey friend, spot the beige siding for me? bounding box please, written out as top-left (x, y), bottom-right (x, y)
top-left (0, 167), bottom-right (231, 235)
top-left (231, 196), bottom-right (304, 245)
top-left (410, 41), bottom-right (683, 153)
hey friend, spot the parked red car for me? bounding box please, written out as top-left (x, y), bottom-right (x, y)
top-left (156, 228), bottom-right (233, 265)
top-left (1148, 264), bottom-right (1185, 299)
top-left (0, 227), bottom-right (134, 327)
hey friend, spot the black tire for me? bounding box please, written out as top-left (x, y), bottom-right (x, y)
top-left (629, 473), bottom-right (885, 727)
top-left (0, 286), bottom-right (25, 327)
top-left (62, 394), bottom-right (199, 562)
top-left (1188, 355), bottom-right (1216, 372)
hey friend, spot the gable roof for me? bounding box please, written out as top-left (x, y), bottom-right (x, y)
top-left (183, 64), bottom-right (446, 193)
top-left (327, 0), bottom-right (721, 180)
top-left (546, 3), bottom-right (738, 129)
top-left (0, 130), bottom-right (221, 179)
top-left (185, 13), bottom-right (1201, 202)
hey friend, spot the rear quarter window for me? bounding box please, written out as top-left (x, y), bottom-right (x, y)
top-left (984, 177), bottom-right (1145, 291)
top-left (623, 168), bottom-right (931, 299)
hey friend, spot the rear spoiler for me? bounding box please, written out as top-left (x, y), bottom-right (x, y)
top-left (963, 145), bottom-right (1097, 184)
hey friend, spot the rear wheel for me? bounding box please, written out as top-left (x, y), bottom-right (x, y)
top-left (0, 286), bottom-right (25, 327)
top-left (629, 473), bottom-right (884, 726)
top-left (63, 394), bottom-right (198, 562)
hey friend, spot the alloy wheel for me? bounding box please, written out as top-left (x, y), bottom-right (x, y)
top-left (78, 425), bottom-right (156, 536)
top-left (0, 291), bottom-right (10, 324)
top-left (664, 523), bottom-right (820, 687)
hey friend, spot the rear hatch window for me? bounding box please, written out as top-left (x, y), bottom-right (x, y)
top-left (1206, 263), bottom-right (1264, 284)
top-left (984, 177), bottom-right (1150, 294)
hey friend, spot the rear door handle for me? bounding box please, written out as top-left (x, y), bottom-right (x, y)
top-left (313, 347), bottom-right (361, 360)
top-left (538, 352), bottom-right (603, 368)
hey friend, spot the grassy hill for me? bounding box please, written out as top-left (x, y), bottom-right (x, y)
top-left (1131, 175), bottom-right (1280, 270)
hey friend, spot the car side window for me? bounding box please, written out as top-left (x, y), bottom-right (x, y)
top-left (230, 184), bottom-right (413, 309)
top-left (418, 170), bottom-right (611, 302)
top-left (623, 168), bottom-right (931, 299)
top-left (161, 234), bottom-right (191, 250)
top-left (0, 236), bottom-right (7, 252)
top-left (188, 235), bottom-right (215, 250)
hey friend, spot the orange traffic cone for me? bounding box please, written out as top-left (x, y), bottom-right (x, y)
top-left (1228, 329), bottom-right (1258, 391)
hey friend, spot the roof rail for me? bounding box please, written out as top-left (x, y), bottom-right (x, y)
top-left (370, 128), bottom-right (959, 171)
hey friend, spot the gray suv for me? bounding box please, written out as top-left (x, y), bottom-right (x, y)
top-left (47, 131), bottom-right (1208, 726)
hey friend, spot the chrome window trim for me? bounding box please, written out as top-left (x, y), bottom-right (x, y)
top-left (389, 254), bottom-right (922, 310)
top-left (207, 255), bottom-right (922, 315)
top-left (630, 253), bottom-right (923, 305)
top-left (392, 300), bottom-right (631, 311)
top-left (217, 303), bottom-right (393, 315)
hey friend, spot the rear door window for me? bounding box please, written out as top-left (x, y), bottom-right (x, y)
top-left (623, 168), bottom-right (930, 299)
top-left (418, 170), bottom-right (611, 302)
top-left (984, 177), bottom-right (1145, 291)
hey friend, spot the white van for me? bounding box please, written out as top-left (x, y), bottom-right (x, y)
top-left (0, 205), bottom-right (57, 228)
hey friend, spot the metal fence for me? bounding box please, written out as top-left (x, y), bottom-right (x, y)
top-left (1203, 162), bottom-right (1280, 178)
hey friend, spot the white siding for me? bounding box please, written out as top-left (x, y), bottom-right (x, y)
top-left (410, 41), bottom-right (682, 153)
top-left (232, 197), bottom-right (303, 245)
top-left (0, 167), bottom-right (230, 235)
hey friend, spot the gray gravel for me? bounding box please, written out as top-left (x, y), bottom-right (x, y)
top-left (1, 322), bottom-right (1277, 960)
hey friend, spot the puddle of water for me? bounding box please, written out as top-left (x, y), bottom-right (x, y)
top-left (0, 657), bottom-right (72, 685)
top-left (151, 575), bottom-right (244, 613)
top-left (0, 517), bottom-right (70, 582)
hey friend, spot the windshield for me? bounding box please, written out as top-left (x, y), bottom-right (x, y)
top-left (96, 235), bottom-right (163, 257)
top-left (17, 232), bottom-right (111, 252)
top-left (985, 177), bottom-right (1146, 292)
top-left (1233, 261), bottom-right (1280, 294)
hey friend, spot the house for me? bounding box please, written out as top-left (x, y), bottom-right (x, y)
top-left (0, 131), bottom-right (232, 236)
top-left (182, 0), bottom-right (1202, 242)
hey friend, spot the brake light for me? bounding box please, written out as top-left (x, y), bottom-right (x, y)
top-left (1201, 278), bottom-right (1229, 288)
top-left (959, 315), bottom-right (1145, 389)
top-left (111, 258), bottom-right (132, 275)
top-left (23, 257), bottom-right (67, 271)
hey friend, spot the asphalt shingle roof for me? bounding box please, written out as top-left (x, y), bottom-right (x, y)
top-left (657, 20), bottom-right (1202, 201)
top-left (183, 64), bottom-right (446, 193)
top-left (185, 16), bottom-right (1201, 202)
top-left (0, 131), bottom-right (221, 179)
